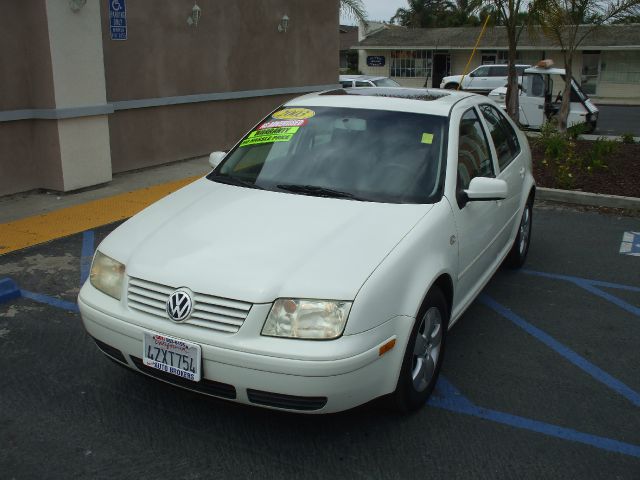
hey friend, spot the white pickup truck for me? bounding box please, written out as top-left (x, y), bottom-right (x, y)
top-left (488, 66), bottom-right (599, 132)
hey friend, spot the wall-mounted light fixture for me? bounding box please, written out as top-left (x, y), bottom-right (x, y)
top-left (277, 14), bottom-right (290, 33)
top-left (69, 0), bottom-right (87, 12)
top-left (187, 2), bottom-right (202, 27)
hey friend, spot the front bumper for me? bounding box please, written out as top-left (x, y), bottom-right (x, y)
top-left (78, 283), bottom-right (413, 413)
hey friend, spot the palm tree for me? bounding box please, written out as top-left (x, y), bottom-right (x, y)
top-left (391, 0), bottom-right (454, 27)
top-left (447, 0), bottom-right (483, 26)
top-left (341, 0), bottom-right (367, 25)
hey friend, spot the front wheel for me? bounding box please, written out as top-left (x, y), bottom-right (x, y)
top-left (392, 287), bottom-right (448, 412)
top-left (505, 197), bottom-right (533, 268)
top-left (444, 83), bottom-right (459, 90)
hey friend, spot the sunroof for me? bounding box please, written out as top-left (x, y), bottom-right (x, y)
top-left (320, 87), bottom-right (451, 102)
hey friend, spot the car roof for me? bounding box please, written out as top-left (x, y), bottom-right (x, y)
top-left (285, 87), bottom-right (477, 117)
top-left (339, 75), bottom-right (387, 81)
top-left (524, 66), bottom-right (566, 75)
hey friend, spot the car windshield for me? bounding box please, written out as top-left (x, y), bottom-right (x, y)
top-left (372, 78), bottom-right (401, 87)
top-left (209, 106), bottom-right (447, 204)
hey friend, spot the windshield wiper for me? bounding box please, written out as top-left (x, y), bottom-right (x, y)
top-left (209, 174), bottom-right (264, 190)
top-left (276, 184), bottom-right (365, 201)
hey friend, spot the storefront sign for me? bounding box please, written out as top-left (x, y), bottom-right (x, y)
top-left (367, 56), bottom-right (386, 67)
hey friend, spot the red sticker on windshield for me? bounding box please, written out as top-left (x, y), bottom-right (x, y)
top-left (258, 119), bottom-right (307, 129)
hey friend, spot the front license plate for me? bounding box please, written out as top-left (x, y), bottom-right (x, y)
top-left (143, 332), bottom-right (201, 382)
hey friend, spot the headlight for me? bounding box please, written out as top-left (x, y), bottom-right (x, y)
top-left (90, 251), bottom-right (125, 300)
top-left (262, 299), bottom-right (352, 340)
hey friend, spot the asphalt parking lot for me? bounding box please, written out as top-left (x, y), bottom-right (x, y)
top-left (0, 203), bottom-right (638, 479)
top-left (593, 105), bottom-right (640, 137)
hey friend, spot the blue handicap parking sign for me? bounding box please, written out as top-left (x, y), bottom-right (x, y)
top-left (109, 0), bottom-right (127, 41)
top-left (619, 231), bottom-right (640, 256)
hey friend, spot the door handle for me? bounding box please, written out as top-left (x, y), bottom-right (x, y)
top-left (519, 167), bottom-right (525, 178)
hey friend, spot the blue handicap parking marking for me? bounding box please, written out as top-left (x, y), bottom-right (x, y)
top-left (80, 230), bottom-right (95, 287)
top-left (620, 231), bottom-right (640, 256)
top-left (430, 375), bottom-right (640, 459)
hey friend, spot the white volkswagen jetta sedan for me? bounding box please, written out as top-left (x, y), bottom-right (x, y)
top-left (79, 88), bottom-right (535, 413)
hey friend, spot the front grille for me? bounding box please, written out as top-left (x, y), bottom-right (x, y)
top-left (127, 276), bottom-right (252, 333)
top-left (130, 356), bottom-right (237, 399)
top-left (247, 389), bottom-right (327, 411)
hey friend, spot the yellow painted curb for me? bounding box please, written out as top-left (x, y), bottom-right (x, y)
top-left (0, 176), bottom-right (200, 255)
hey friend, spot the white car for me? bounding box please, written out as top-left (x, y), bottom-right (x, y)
top-left (79, 88), bottom-right (535, 414)
top-left (339, 75), bottom-right (401, 88)
top-left (440, 64), bottom-right (530, 93)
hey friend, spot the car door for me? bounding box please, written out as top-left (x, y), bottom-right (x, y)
top-left (449, 107), bottom-right (503, 309)
top-left (464, 66), bottom-right (490, 91)
top-left (478, 103), bottom-right (525, 250)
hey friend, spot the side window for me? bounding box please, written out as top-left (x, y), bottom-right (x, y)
top-left (473, 66), bottom-right (490, 77)
top-left (491, 66), bottom-right (508, 77)
top-left (531, 74), bottom-right (544, 97)
top-left (340, 81), bottom-right (352, 88)
top-left (479, 104), bottom-right (521, 170)
top-left (355, 81), bottom-right (371, 87)
top-left (457, 108), bottom-right (494, 190)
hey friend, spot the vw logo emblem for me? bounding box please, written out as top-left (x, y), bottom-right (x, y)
top-left (166, 289), bottom-right (193, 322)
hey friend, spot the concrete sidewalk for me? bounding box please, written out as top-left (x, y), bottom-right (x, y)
top-left (0, 156), bottom-right (211, 255)
top-left (0, 156), bottom-right (210, 225)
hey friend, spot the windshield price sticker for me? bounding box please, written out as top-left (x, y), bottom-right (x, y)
top-left (143, 332), bottom-right (201, 382)
top-left (258, 119), bottom-right (307, 129)
top-left (240, 126), bottom-right (300, 147)
top-left (272, 108), bottom-right (315, 120)
top-left (421, 133), bottom-right (434, 144)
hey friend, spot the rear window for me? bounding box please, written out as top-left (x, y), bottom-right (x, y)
top-left (372, 78), bottom-right (401, 87)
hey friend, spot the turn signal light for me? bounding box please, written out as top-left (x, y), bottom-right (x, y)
top-left (379, 338), bottom-right (396, 357)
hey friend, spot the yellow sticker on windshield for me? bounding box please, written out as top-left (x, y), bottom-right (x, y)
top-left (421, 133), bottom-right (434, 144)
top-left (239, 126), bottom-right (299, 147)
top-left (272, 108), bottom-right (316, 120)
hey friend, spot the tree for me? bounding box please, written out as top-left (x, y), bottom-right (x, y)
top-left (530, 0), bottom-right (640, 131)
top-left (391, 1), bottom-right (455, 27)
top-left (483, 1), bottom-right (532, 123)
top-left (448, 0), bottom-right (484, 26)
top-left (341, 0), bottom-right (368, 25)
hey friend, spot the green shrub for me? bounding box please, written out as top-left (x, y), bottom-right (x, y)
top-left (620, 132), bottom-right (636, 144)
top-left (583, 137), bottom-right (617, 172)
top-left (567, 123), bottom-right (588, 140)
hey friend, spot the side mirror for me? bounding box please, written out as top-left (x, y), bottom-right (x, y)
top-left (209, 151), bottom-right (226, 169)
top-left (464, 177), bottom-right (508, 202)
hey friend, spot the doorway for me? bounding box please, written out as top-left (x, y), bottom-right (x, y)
top-left (581, 51), bottom-right (600, 96)
top-left (432, 54), bottom-right (451, 88)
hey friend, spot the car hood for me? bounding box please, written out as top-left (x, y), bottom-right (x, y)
top-left (99, 178), bottom-right (433, 304)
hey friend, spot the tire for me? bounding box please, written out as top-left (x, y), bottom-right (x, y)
top-left (392, 287), bottom-right (448, 412)
top-left (444, 83), bottom-right (459, 90)
top-left (505, 196), bottom-right (533, 269)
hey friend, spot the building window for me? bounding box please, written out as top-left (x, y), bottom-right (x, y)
top-left (390, 50), bottom-right (432, 78)
top-left (600, 51), bottom-right (640, 84)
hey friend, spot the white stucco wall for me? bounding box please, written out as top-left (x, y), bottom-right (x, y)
top-left (45, 0), bottom-right (112, 191)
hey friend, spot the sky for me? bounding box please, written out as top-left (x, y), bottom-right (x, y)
top-left (340, 0), bottom-right (406, 25)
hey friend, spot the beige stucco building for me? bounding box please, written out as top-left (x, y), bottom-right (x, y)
top-left (0, 0), bottom-right (339, 197)
top-left (355, 23), bottom-right (640, 100)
